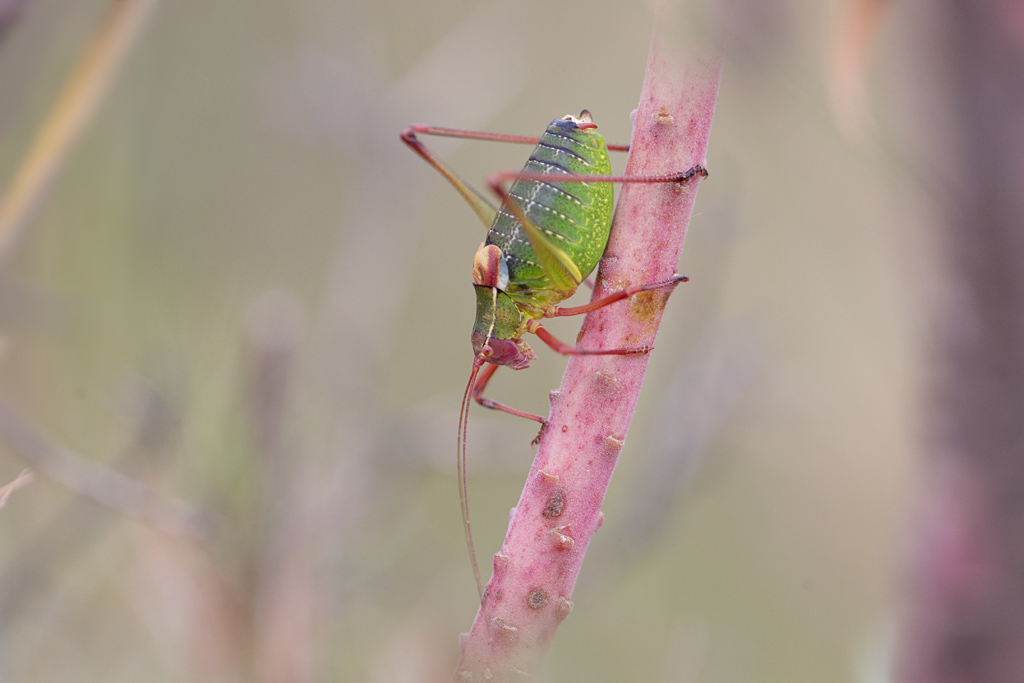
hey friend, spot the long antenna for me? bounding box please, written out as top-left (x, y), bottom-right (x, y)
top-left (458, 357), bottom-right (485, 599)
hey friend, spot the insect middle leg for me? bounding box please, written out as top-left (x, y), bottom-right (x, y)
top-left (474, 274), bottom-right (689, 423)
top-left (548, 274), bottom-right (689, 318)
top-left (525, 274), bottom-right (689, 353)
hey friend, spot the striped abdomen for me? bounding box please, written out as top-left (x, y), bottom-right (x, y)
top-left (486, 117), bottom-right (614, 310)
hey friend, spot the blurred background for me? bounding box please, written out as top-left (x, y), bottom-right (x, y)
top-left (0, 0), bottom-right (995, 681)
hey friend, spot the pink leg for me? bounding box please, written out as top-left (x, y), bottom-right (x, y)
top-left (472, 362), bottom-right (545, 424)
top-left (532, 324), bottom-right (653, 356)
top-left (526, 276), bottom-right (689, 355)
top-left (402, 124), bottom-right (541, 146)
top-left (402, 123), bottom-right (630, 151)
top-left (486, 164), bottom-right (707, 194)
top-left (550, 275), bottom-right (688, 318)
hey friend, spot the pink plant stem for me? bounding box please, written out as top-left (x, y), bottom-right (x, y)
top-left (454, 41), bottom-right (720, 681)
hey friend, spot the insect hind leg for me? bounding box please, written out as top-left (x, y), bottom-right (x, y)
top-left (401, 124), bottom-right (557, 230)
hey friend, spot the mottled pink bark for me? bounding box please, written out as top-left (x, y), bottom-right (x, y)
top-left (453, 40), bottom-right (720, 681)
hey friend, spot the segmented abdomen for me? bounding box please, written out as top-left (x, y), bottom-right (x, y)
top-left (486, 120), bottom-right (614, 305)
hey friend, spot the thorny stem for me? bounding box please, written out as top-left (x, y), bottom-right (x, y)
top-left (453, 37), bottom-right (720, 681)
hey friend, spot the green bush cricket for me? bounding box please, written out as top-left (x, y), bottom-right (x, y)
top-left (402, 111), bottom-right (707, 597)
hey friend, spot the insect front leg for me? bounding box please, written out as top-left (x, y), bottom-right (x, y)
top-left (471, 362), bottom-right (546, 424)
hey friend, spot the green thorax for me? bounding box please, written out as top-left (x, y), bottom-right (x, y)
top-left (484, 117), bottom-right (613, 316)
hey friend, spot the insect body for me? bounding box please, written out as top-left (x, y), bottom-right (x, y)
top-left (471, 113), bottom-right (613, 370)
top-left (402, 111), bottom-right (706, 596)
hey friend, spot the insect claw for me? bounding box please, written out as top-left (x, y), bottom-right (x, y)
top-left (531, 420), bottom-right (550, 447)
top-left (674, 164), bottom-right (708, 183)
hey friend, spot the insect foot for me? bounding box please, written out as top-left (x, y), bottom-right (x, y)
top-left (674, 164), bottom-right (709, 183)
top-left (531, 420), bottom-right (550, 446)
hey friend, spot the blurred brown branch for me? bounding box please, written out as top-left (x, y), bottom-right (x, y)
top-left (0, 395), bottom-right (211, 539)
top-left (0, 0), bottom-right (31, 42)
top-left (0, 468), bottom-right (31, 509)
top-left (896, 2), bottom-right (1024, 681)
top-left (0, 0), bottom-right (158, 263)
top-left (0, 383), bottom-right (186, 623)
top-left (828, 0), bottom-right (893, 139)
